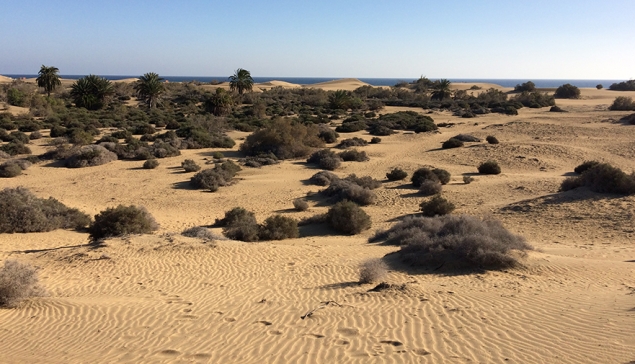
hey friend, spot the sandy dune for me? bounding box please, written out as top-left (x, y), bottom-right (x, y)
top-left (304, 78), bottom-right (372, 91)
top-left (0, 87), bottom-right (634, 363)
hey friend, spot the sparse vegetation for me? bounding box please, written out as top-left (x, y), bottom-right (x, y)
top-left (143, 158), bottom-right (159, 169)
top-left (432, 168), bottom-right (451, 185)
top-left (337, 137), bottom-right (368, 149)
top-left (326, 200), bottom-right (371, 235)
top-left (420, 195), bottom-right (455, 216)
top-left (463, 176), bottom-right (475, 184)
top-left (0, 260), bottom-right (46, 308)
top-left (65, 145), bottom-right (118, 168)
top-left (258, 215), bottom-right (299, 240)
top-left (358, 259), bottom-right (388, 284)
top-left (411, 168), bottom-right (440, 188)
top-left (574, 160), bottom-right (600, 174)
top-left (486, 135), bottom-right (499, 144)
top-left (293, 198), bottom-right (309, 211)
top-left (369, 215), bottom-right (532, 270)
top-left (0, 187), bottom-right (90, 233)
top-left (554, 84), bottom-right (580, 99)
top-left (561, 163), bottom-right (635, 195)
top-left (386, 167), bottom-right (408, 181)
top-left (419, 180), bottom-right (443, 196)
top-left (190, 161), bottom-right (241, 191)
top-left (321, 179), bottom-right (376, 205)
top-left (338, 149), bottom-right (369, 162)
top-left (478, 160), bottom-right (501, 175)
top-left (609, 96), bottom-right (635, 111)
top-left (88, 205), bottom-right (158, 240)
top-left (181, 226), bottom-right (220, 241)
top-left (217, 207), bottom-right (298, 241)
top-left (442, 138), bottom-right (464, 149)
top-left (181, 159), bottom-right (201, 172)
top-left (307, 149), bottom-right (342, 170)
top-left (309, 170), bottom-right (339, 186)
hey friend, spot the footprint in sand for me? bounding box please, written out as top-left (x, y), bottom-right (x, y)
top-left (191, 353), bottom-right (212, 359)
top-left (224, 317), bottom-right (236, 322)
top-left (268, 330), bottom-right (282, 335)
top-left (159, 349), bottom-right (180, 356)
top-left (413, 348), bottom-right (431, 356)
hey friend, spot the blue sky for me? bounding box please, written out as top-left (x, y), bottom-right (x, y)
top-left (1, 0), bottom-right (633, 79)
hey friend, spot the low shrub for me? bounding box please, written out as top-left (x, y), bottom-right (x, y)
top-left (318, 127), bottom-right (339, 143)
top-left (452, 134), bottom-right (481, 142)
top-left (386, 168), bottom-right (408, 181)
top-left (411, 168), bottom-right (440, 188)
top-left (549, 106), bottom-right (566, 112)
top-left (463, 176), bottom-right (475, 184)
top-left (307, 149), bottom-right (342, 170)
top-left (560, 163), bottom-right (635, 195)
top-left (574, 160), bottom-right (600, 174)
top-left (369, 215), bottom-right (532, 269)
top-left (432, 168), bottom-right (451, 185)
top-left (322, 179), bottom-right (376, 205)
top-left (608, 80), bottom-right (635, 91)
top-left (65, 145), bottom-right (118, 168)
top-left (326, 200), bottom-right (371, 235)
top-left (242, 154), bottom-right (280, 168)
top-left (419, 180), bottom-right (443, 196)
top-left (337, 137), bottom-right (367, 149)
top-left (190, 161), bottom-right (241, 191)
top-left (181, 159), bottom-right (201, 172)
top-left (143, 158), bottom-right (159, 169)
top-left (258, 215), bottom-right (299, 240)
top-left (88, 205), bottom-right (159, 240)
top-left (486, 135), bottom-right (499, 144)
top-left (442, 138), bottom-right (464, 149)
top-left (370, 137), bottom-right (382, 144)
top-left (0, 162), bottom-right (23, 178)
top-left (420, 195), bottom-right (455, 216)
top-left (212, 151), bottom-right (225, 159)
top-left (29, 131), bottom-right (43, 140)
top-left (596, 84), bottom-right (603, 90)
top-left (240, 118), bottom-right (324, 159)
top-left (0, 187), bottom-right (90, 233)
top-left (344, 174), bottom-right (382, 189)
top-left (338, 149), bottom-right (369, 162)
top-left (309, 170), bottom-right (339, 186)
top-left (181, 226), bottom-right (221, 241)
top-left (609, 96), bottom-right (635, 111)
top-left (478, 160), bottom-right (501, 175)
top-left (358, 258), bottom-right (388, 284)
top-left (0, 260), bottom-right (46, 308)
top-left (1, 142), bottom-right (32, 156)
top-left (622, 113), bottom-right (635, 125)
top-left (554, 84), bottom-right (580, 99)
top-left (293, 198), bottom-right (309, 211)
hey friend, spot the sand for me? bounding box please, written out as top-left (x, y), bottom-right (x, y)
top-left (0, 85), bottom-right (634, 363)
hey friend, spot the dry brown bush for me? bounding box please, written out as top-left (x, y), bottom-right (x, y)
top-left (0, 260), bottom-right (46, 308)
top-left (358, 258), bottom-right (388, 284)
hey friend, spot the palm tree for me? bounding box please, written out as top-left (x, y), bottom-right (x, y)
top-left (36, 65), bottom-right (61, 97)
top-left (134, 72), bottom-right (165, 108)
top-left (70, 75), bottom-right (114, 110)
top-left (431, 79), bottom-right (452, 101)
top-left (328, 90), bottom-right (351, 110)
top-left (228, 68), bottom-right (254, 95)
top-left (205, 88), bottom-right (234, 116)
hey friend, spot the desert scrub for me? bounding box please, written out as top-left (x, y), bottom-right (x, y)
top-left (369, 215), bottom-right (532, 270)
top-left (0, 187), bottom-right (90, 233)
top-left (420, 195), bottom-right (455, 216)
top-left (560, 163), bottom-right (635, 195)
top-left (419, 180), bottom-right (443, 196)
top-left (307, 149), bottom-right (342, 170)
top-left (358, 258), bottom-right (388, 284)
top-left (609, 96), bottom-right (635, 111)
top-left (0, 260), bottom-right (46, 308)
top-left (143, 158), bottom-right (159, 169)
top-left (321, 179), bottom-right (376, 205)
top-left (463, 176), bottom-right (475, 184)
top-left (0, 161), bottom-right (24, 178)
top-left (411, 168), bottom-right (440, 188)
top-left (370, 137), bottom-right (382, 144)
top-left (326, 200), bottom-right (371, 235)
top-left (88, 205), bottom-right (159, 240)
top-left (181, 159), bottom-right (201, 172)
top-left (240, 118), bottom-right (324, 159)
top-left (486, 135), bottom-right (499, 144)
top-left (386, 168), bottom-right (408, 181)
top-left (338, 149), bottom-right (369, 162)
top-left (190, 161), bottom-right (241, 192)
top-left (309, 170), bottom-right (339, 186)
top-left (258, 215), bottom-right (299, 240)
top-left (181, 226), bottom-right (223, 241)
top-left (65, 145), bottom-right (118, 168)
top-left (554, 84), bottom-right (580, 99)
top-left (337, 137), bottom-right (368, 149)
top-left (478, 160), bottom-right (501, 175)
top-left (432, 168), bottom-right (451, 185)
top-left (0, 142), bottom-right (32, 156)
top-left (293, 198), bottom-right (309, 211)
top-left (442, 138), bottom-right (464, 149)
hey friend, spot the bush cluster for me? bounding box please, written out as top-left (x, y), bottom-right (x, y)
top-left (307, 149), bottom-right (342, 170)
top-left (338, 149), bottom-right (369, 162)
top-left (181, 159), bottom-right (201, 172)
top-left (412, 167), bottom-right (450, 187)
top-left (240, 118), bottom-right (324, 159)
top-left (242, 153), bottom-right (280, 168)
top-left (609, 97), bottom-right (635, 111)
top-left (65, 145), bottom-right (118, 168)
top-left (0, 159), bottom-right (31, 178)
top-left (218, 207), bottom-right (299, 242)
top-left (143, 158), bottom-right (159, 169)
top-left (0, 187), bottom-right (90, 233)
top-left (478, 160), bottom-right (501, 175)
top-left (326, 200), bottom-right (372, 235)
top-left (88, 205), bottom-right (158, 240)
top-left (561, 162), bottom-right (635, 195)
top-left (420, 195), bottom-right (455, 216)
top-left (309, 170), bottom-right (339, 186)
top-left (386, 168), bottom-right (408, 181)
top-left (369, 215), bottom-right (532, 270)
top-left (608, 80), bottom-right (635, 91)
top-left (190, 160), bottom-right (241, 192)
top-left (419, 180), bottom-right (443, 196)
top-left (321, 179), bottom-right (376, 205)
top-left (337, 137), bottom-right (368, 149)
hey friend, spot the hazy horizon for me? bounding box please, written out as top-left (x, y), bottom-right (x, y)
top-left (1, 0), bottom-right (634, 79)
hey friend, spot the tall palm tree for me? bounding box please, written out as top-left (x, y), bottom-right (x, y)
top-left (70, 75), bottom-right (114, 110)
top-left (134, 72), bottom-right (164, 108)
top-left (36, 65), bottom-right (61, 97)
top-left (328, 90), bottom-right (351, 110)
top-left (228, 68), bottom-right (254, 95)
top-left (431, 79), bottom-right (452, 101)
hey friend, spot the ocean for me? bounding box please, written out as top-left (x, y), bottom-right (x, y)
top-left (3, 75), bottom-right (624, 88)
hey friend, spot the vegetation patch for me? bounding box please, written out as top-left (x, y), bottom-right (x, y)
top-left (386, 168), bottom-right (408, 181)
top-left (478, 160), bottom-right (501, 175)
top-left (307, 149), bottom-right (342, 170)
top-left (0, 260), bottom-right (46, 308)
top-left (420, 195), bottom-right (455, 216)
top-left (190, 161), bottom-right (241, 192)
top-left (326, 200), bottom-right (372, 235)
top-left (88, 205), bottom-right (159, 240)
top-left (561, 163), bottom-right (635, 195)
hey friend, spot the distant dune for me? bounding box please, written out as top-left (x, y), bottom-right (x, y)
top-left (304, 78), bottom-right (372, 91)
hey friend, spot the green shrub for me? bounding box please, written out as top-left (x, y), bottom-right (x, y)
top-left (258, 215), bottom-right (299, 240)
top-left (478, 160), bottom-right (501, 175)
top-left (309, 170), bottom-right (339, 186)
top-left (212, 151), bottom-right (225, 159)
top-left (370, 137), bottom-right (382, 144)
top-left (442, 138), bottom-right (464, 149)
top-left (344, 174), bottom-right (382, 189)
top-left (293, 198), bottom-right (309, 211)
top-left (318, 127), bottom-right (339, 143)
top-left (9, 131), bottom-right (29, 144)
top-left (143, 158), bottom-right (159, 169)
top-left (549, 106), bottom-right (566, 112)
top-left (554, 84), bottom-right (580, 99)
top-left (181, 159), bottom-right (201, 172)
top-left (240, 118), bottom-right (324, 159)
top-left (419, 180), bottom-right (442, 196)
top-left (7, 88), bottom-right (27, 107)
top-left (0, 260), bottom-right (46, 308)
top-left (337, 137), bottom-right (367, 149)
top-left (338, 149), bottom-right (369, 162)
top-left (411, 168), bottom-right (440, 188)
top-left (432, 168), bottom-right (451, 185)
top-left (322, 179), bottom-right (376, 205)
top-left (420, 195), bottom-right (455, 216)
top-left (463, 176), bottom-right (475, 184)
top-left (386, 168), bottom-right (408, 181)
top-left (608, 80), bottom-right (635, 91)
top-left (574, 160), bottom-right (600, 174)
top-left (65, 145), bottom-right (118, 168)
top-left (190, 161), bottom-right (240, 191)
top-left (29, 131), bottom-right (43, 140)
top-left (326, 200), bottom-right (371, 235)
top-left (369, 215), bottom-right (532, 269)
top-left (514, 81), bottom-right (536, 93)
top-left (0, 187), bottom-right (90, 233)
top-left (307, 149), bottom-right (342, 170)
top-left (609, 96), bottom-right (635, 111)
top-left (1, 142), bottom-right (31, 156)
top-left (358, 258), bottom-right (388, 284)
top-left (0, 162), bottom-right (23, 178)
top-left (88, 205), bottom-right (159, 240)
top-left (561, 163), bottom-right (635, 195)
top-left (486, 135), bottom-right (499, 144)
top-left (596, 84), bottom-right (603, 90)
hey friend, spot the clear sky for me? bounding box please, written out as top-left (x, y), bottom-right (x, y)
top-left (1, 0), bottom-right (633, 79)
